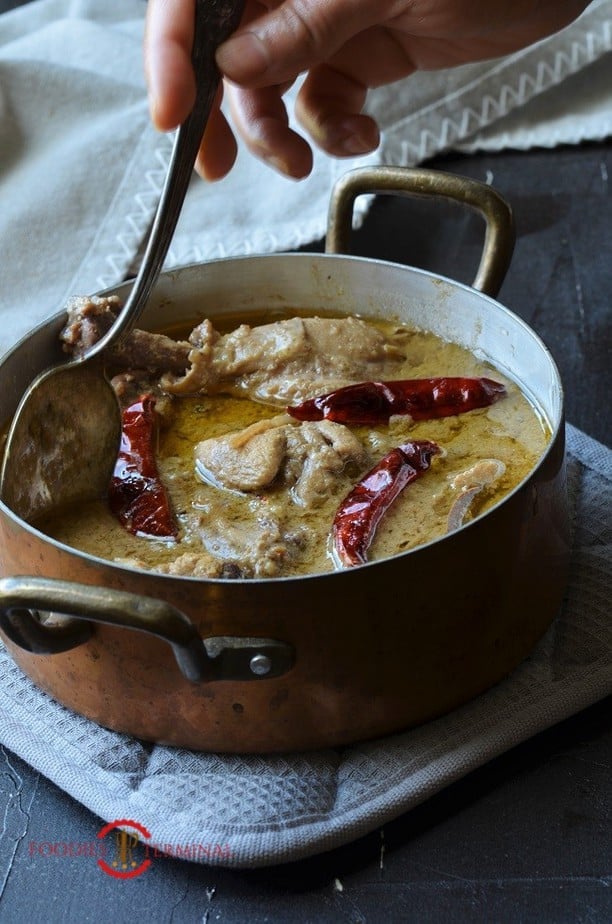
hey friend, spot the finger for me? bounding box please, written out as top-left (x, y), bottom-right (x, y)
top-left (144, 0), bottom-right (196, 131)
top-left (226, 83), bottom-right (314, 178)
top-left (295, 64), bottom-right (379, 157)
top-left (196, 86), bottom-right (239, 181)
top-left (216, 0), bottom-right (392, 87)
top-left (292, 25), bottom-right (421, 158)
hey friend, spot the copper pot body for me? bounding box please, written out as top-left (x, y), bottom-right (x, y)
top-left (0, 170), bottom-right (570, 752)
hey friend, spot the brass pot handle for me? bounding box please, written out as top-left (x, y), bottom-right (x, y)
top-left (0, 576), bottom-right (294, 683)
top-left (326, 166), bottom-right (515, 297)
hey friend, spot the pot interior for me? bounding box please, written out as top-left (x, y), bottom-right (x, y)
top-left (0, 252), bottom-right (563, 529)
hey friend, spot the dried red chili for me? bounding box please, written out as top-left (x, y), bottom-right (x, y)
top-left (333, 439), bottom-right (441, 567)
top-left (288, 377), bottom-right (506, 425)
top-left (108, 394), bottom-right (178, 539)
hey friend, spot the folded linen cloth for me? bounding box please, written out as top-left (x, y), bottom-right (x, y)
top-left (0, 0), bottom-right (611, 359)
top-left (0, 423), bottom-right (610, 868)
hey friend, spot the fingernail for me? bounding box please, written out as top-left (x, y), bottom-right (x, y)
top-left (263, 154), bottom-right (290, 174)
top-left (261, 154), bottom-right (302, 180)
top-left (339, 133), bottom-right (379, 155)
top-left (217, 32), bottom-right (269, 80)
top-left (323, 118), bottom-right (380, 156)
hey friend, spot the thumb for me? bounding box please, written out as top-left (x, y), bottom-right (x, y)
top-left (216, 0), bottom-right (381, 87)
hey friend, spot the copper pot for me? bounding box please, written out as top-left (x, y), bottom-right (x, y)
top-left (0, 168), bottom-right (569, 752)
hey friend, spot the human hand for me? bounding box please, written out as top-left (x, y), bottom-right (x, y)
top-left (144, 0), bottom-right (590, 180)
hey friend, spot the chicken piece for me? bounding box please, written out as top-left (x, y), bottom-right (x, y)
top-left (285, 420), bottom-right (369, 507)
top-left (109, 371), bottom-right (176, 421)
top-left (195, 415), bottom-right (289, 492)
top-left (163, 316), bottom-right (406, 404)
top-left (195, 416), bottom-right (368, 507)
top-left (60, 295), bottom-right (121, 354)
top-left (157, 551), bottom-right (246, 580)
top-left (198, 514), bottom-right (307, 578)
top-left (450, 459), bottom-right (506, 492)
top-left (60, 295), bottom-right (190, 374)
top-left (447, 458), bottom-right (506, 532)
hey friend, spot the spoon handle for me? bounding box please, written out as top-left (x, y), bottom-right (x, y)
top-left (86, 0), bottom-right (245, 359)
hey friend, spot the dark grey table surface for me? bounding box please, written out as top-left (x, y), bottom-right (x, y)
top-left (0, 2), bottom-right (611, 921)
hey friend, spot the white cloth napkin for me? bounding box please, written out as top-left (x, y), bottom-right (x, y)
top-left (0, 0), bottom-right (611, 359)
top-left (0, 424), bottom-right (610, 868)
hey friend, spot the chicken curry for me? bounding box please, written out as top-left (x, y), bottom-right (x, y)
top-left (35, 295), bottom-right (549, 579)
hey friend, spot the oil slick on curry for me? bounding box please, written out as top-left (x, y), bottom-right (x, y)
top-left (36, 295), bottom-right (550, 579)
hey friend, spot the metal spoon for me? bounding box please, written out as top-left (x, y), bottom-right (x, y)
top-left (0, 0), bottom-right (244, 523)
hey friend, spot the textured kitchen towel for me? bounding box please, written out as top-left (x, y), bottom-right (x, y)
top-left (0, 423), bottom-right (610, 868)
top-left (0, 0), bottom-right (611, 357)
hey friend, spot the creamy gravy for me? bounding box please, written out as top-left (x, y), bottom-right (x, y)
top-left (38, 315), bottom-right (549, 578)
